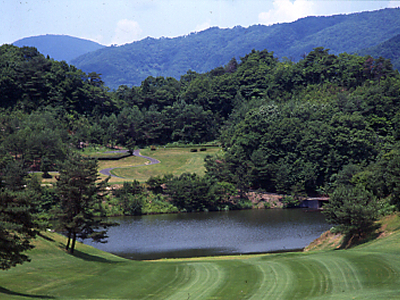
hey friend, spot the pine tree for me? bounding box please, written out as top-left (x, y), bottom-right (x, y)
top-left (55, 153), bottom-right (116, 254)
top-left (0, 190), bottom-right (37, 270)
top-left (322, 185), bottom-right (379, 237)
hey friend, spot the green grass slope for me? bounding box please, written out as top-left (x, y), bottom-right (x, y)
top-left (1, 215), bottom-right (400, 299)
top-left (109, 147), bottom-right (221, 181)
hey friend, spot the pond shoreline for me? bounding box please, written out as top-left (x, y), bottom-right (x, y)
top-left (85, 209), bottom-right (330, 260)
top-left (102, 201), bottom-right (324, 218)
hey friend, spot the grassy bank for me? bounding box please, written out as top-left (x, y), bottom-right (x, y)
top-left (1, 214), bottom-right (400, 299)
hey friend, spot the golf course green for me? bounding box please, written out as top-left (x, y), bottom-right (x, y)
top-left (1, 214), bottom-right (399, 299)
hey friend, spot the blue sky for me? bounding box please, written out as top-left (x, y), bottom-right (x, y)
top-left (1, 0), bottom-right (400, 46)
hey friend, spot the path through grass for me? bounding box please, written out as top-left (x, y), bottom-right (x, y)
top-left (35, 148), bottom-right (221, 185)
top-left (108, 147), bottom-right (221, 182)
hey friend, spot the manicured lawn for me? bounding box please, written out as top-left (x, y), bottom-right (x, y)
top-left (109, 147), bottom-right (221, 181)
top-left (98, 155), bottom-right (149, 184)
top-left (1, 215), bottom-right (400, 299)
top-left (34, 147), bottom-right (221, 184)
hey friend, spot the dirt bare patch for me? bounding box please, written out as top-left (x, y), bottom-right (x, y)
top-left (246, 192), bottom-right (284, 208)
top-left (304, 230), bottom-right (343, 251)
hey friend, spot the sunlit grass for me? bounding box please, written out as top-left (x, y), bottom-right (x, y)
top-left (34, 147), bottom-right (222, 185)
top-left (109, 147), bottom-right (221, 181)
top-left (1, 215), bottom-right (399, 299)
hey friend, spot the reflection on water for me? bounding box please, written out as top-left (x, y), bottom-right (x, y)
top-left (83, 209), bottom-right (330, 260)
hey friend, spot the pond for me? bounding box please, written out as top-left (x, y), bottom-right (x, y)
top-left (83, 209), bottom-right (330, 260)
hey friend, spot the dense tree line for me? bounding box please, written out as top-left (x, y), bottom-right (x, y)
top-left (106, 46), bottom-right (400, 238)
top-left (2, 44), bottom-right (398, 159)
top-left (2, 42), bottom-right (400, 267)
top-left (2, 44), bottom-right (400, 198)
top-left (102, 173), bottom-right (246, 217)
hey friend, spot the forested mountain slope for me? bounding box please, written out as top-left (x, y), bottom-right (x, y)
top-left (2, 43), bottom-right (400, 221)
top-left (358, 33), bottom-right (400, 71)
top-left (13, 34), bottom-right (105, 63)
top-left (71, 7), bottom-right (400, 88)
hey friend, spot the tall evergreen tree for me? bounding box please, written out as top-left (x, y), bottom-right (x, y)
top-left (55, 153), bottom-right (116, 254)
top-left (0, 189), bottom-right (37, 270)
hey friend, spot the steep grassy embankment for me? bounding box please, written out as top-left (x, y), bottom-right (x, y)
top-left (1, 214), bottom-right (399, 299)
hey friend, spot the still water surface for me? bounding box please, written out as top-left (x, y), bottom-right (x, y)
top-left (84, 209), bottom-right (330, 260)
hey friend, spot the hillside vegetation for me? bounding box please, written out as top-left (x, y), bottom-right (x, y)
top-left (0, 214), bottom-right (399, 299)
top-left (358, 33), bottom-right (400, 71)
top-left (2, 33), bottom-right (400, 273)
top-left (2, 42), bottom-right (400, 211)
top-left (70, 8), bottom-right (400, 88)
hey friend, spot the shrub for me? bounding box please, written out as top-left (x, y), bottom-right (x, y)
top-left (200, 148), bottom-right (207, 151)
top-left (236, 199), bottom-right (253, 209)
top-left (113, 181), bottom-right (144, 198)
top-left (322, 185), bottom-right (379, 236)
top-left (281, 196), bottom-right (300, 208)
top-left (113, 181), bottom-right (146, 215)
top-left (142, 194), bottom-right (178, 214)
top-left (120, 194), bottom-right (145, 216)
top-left (190, 148), bottom-right (198, 152)
top-left (264, 202), bottom-right (271, 209)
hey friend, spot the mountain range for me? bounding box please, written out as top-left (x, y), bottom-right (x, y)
top-left (13, 34), bottom-right (105, 63)
top-left (358, 33), bottom-right (400, 71)
top-left (13, 7), bottom-right (400, 89)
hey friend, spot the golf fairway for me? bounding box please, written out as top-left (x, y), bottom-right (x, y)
top-left (0, 217), bottom-right (399, 299)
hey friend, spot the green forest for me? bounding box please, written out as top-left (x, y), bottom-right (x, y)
top-left (71, 8), bottom-right (400, 88)
top-left (2, 43), bottom-right (400, 266)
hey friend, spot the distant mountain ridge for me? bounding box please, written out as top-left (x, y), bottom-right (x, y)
top-left (69, 7), bottom-right (400, 89)
top-left (13, 34), bottom-right (105, 63)
top-left (13, 8), bottom-right (400, 89)
top-left (357, 33), bottom-right (400, 71)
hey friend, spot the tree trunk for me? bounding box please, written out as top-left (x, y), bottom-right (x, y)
top-left (65, 231), bottom-right (71, 251)
top-left (70, 232), bottom-right (77, 254)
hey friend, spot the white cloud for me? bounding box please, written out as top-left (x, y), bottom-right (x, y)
top-left (258, 0), bottom-right (315, 25)
top-left (111, 19), bottom-right (143, 45)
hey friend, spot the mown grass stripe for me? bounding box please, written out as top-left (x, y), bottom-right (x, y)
top-left (311, 255), bottom-right (354, 295)
top-left (1, 220), bottom-right (400, 300)
top-left (292, 257), bottom-right (328, 298)
top-left (344, 252), bottom-right (400, 288)
top-left (168, 263), bottom-right (202, 299)
top-left (152, 264), bottom-right (194, 299)
top-left (164, 262), bottom-right (224, 300)
top-left (243, 259), bottom-right (294, 300)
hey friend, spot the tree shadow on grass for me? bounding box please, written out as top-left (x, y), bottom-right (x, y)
top-left (55, 238), bottom-right (122, 264)
top-left (0, 286), bottom-right (54, 299)
top-left (38, 232), bottom-right (55, 242)
top-left (337, 223), bottom-right (382, 249)
top-left (71, 249), bottom-right (122, 264)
